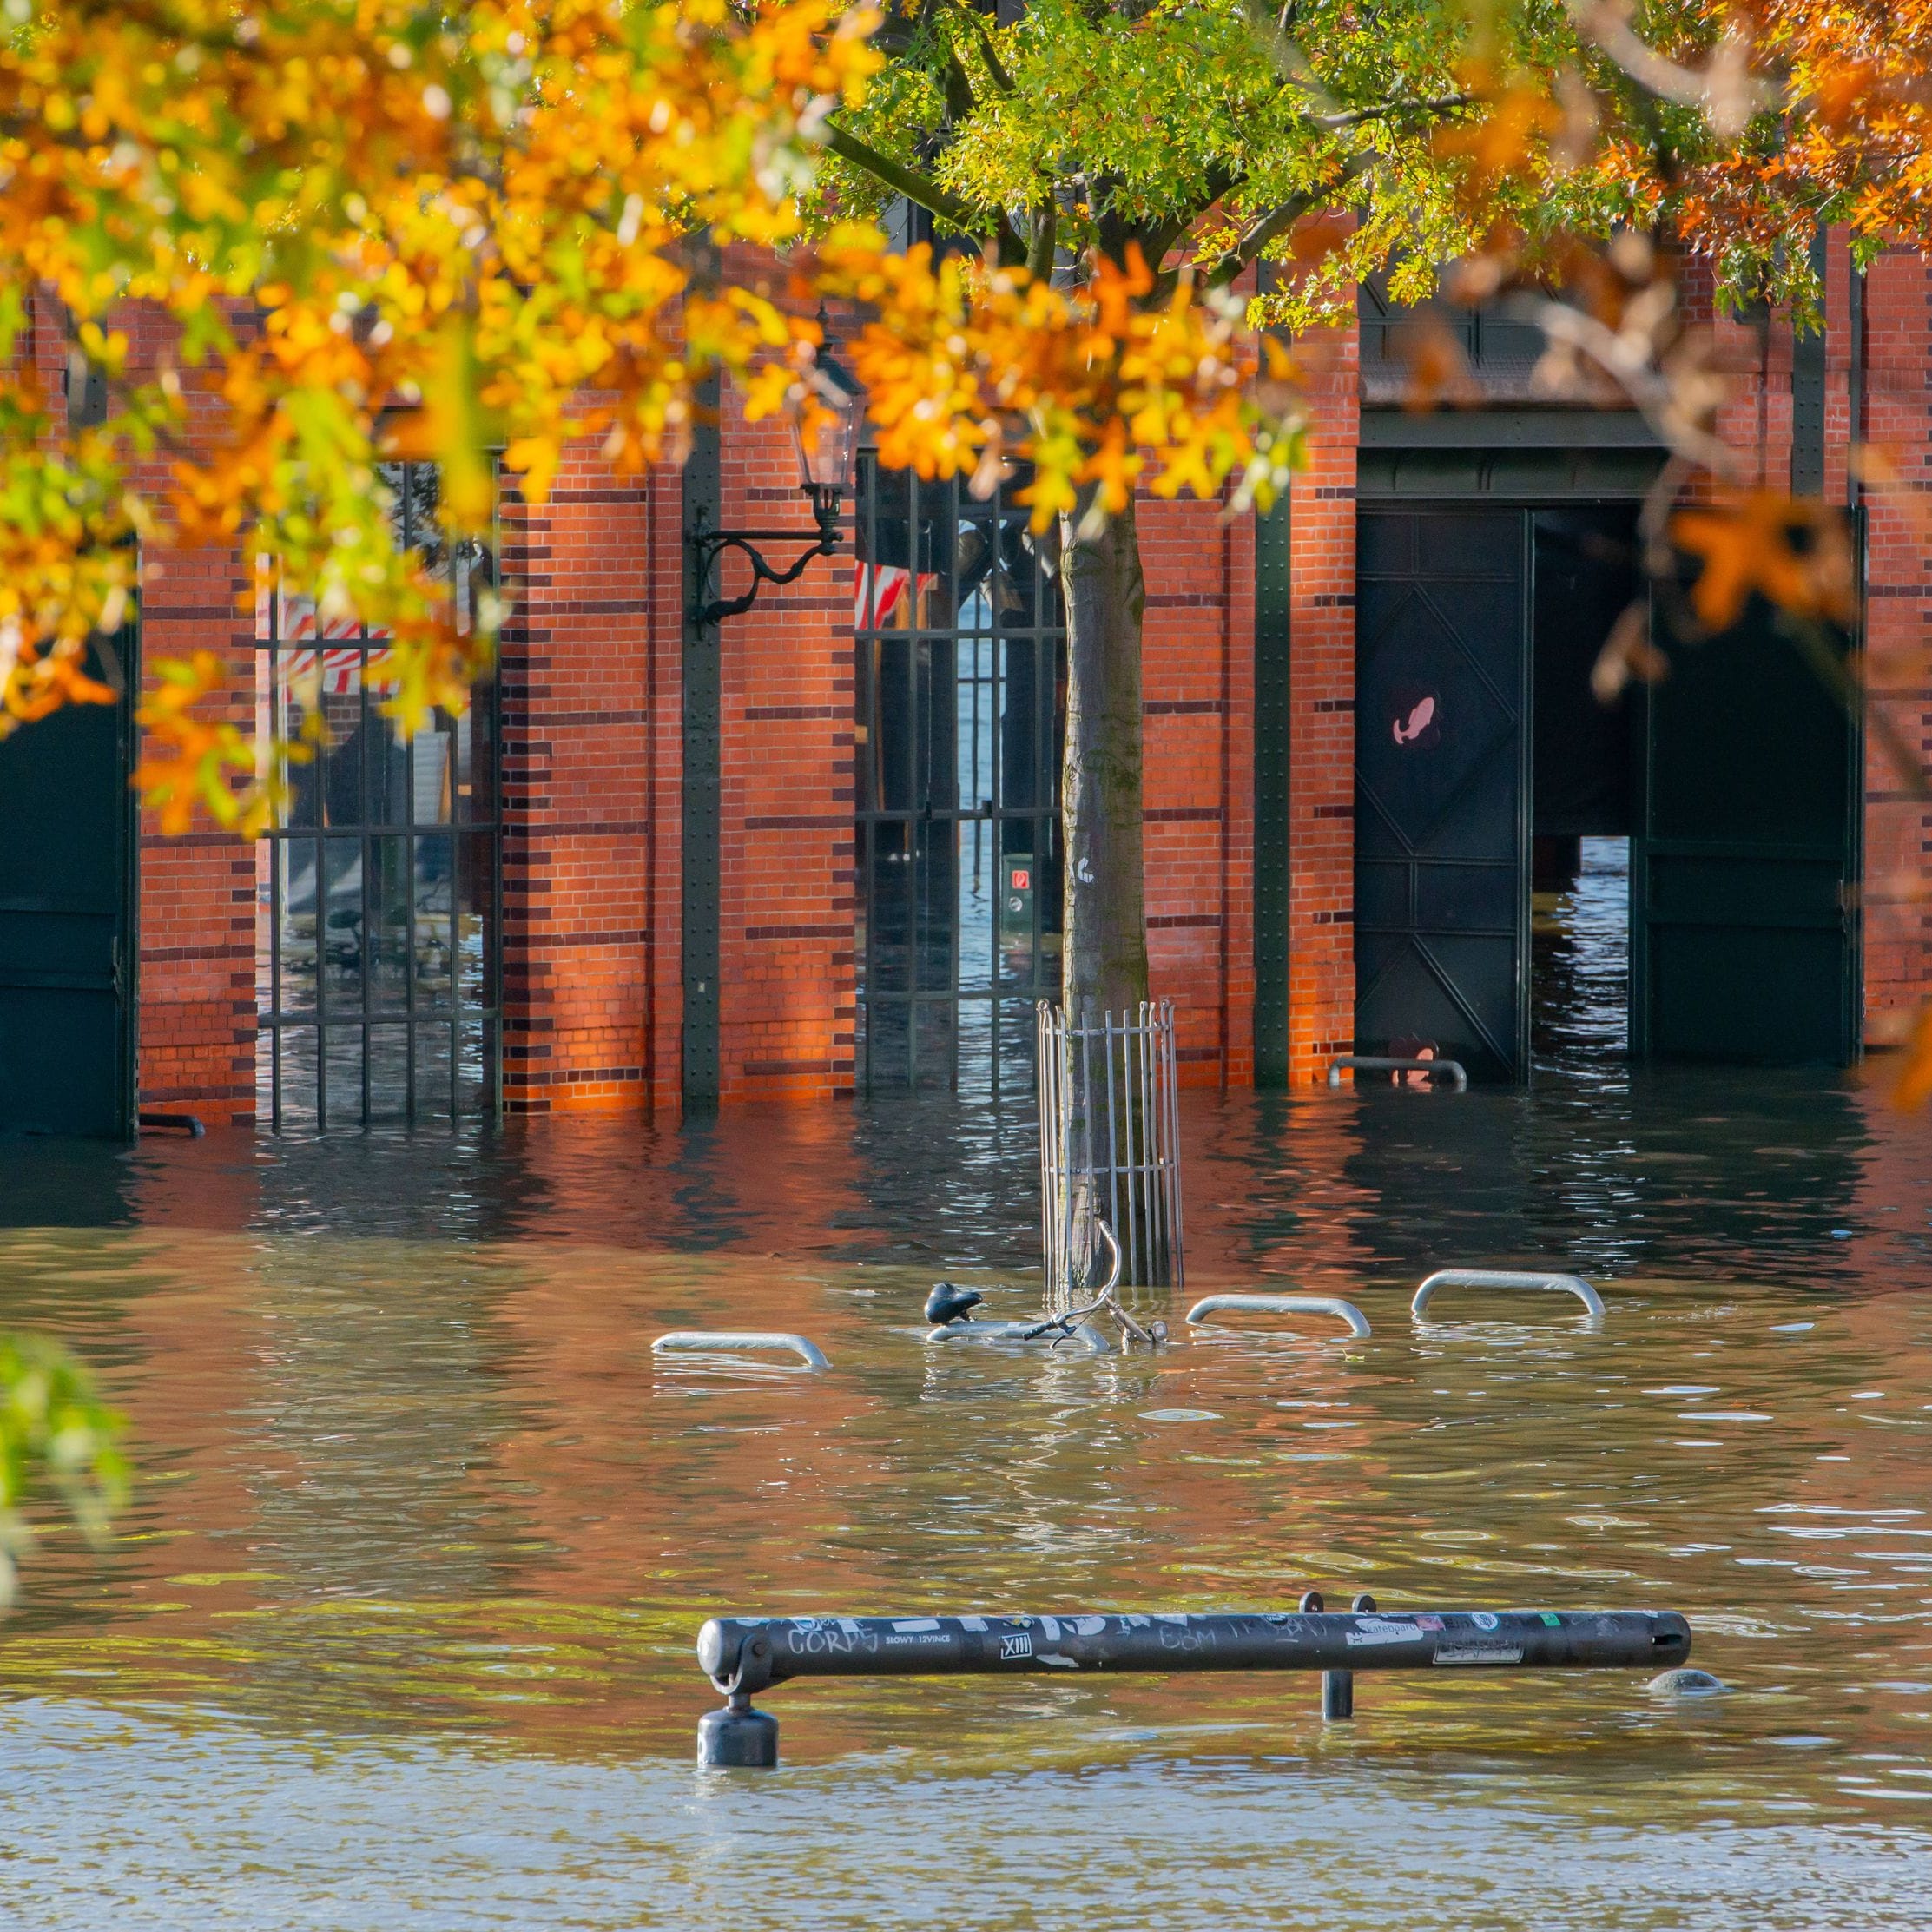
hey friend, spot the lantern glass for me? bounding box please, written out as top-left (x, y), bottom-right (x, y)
top-left (788, 350), bottom-right (863, 496)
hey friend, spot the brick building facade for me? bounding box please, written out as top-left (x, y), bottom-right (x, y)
top-left (112, 235), bottom-right (1932, 1125)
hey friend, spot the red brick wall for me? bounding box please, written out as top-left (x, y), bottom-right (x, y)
top-left (91, 298), bottom-right (257, 1125)
top-left (714, 385), bottom-right (856, 1104)
top-left (1858, 249), bottom-right (1932, 1044)
top-left (498, 444), bottom-right (666, 1113)
top-left (136, 543), bottom-right (257, 1124)
top-left (1285, 315), bottom-right (1359, 1085)
top-left (1142, 493), bottom-right (1255, 1085)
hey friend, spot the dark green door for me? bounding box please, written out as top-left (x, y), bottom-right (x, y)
top-left (1355, 508), bottom-right (1531, 1082)
top-left (1632, 596), bottom-right (1859, 1065)
top-left (0, 635), bottom-right (138, 1137)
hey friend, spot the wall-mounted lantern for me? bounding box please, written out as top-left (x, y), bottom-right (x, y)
top-left (689, 342), bottom-right (863, 628)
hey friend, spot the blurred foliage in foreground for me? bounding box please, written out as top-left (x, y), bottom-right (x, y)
top-left (0, 1335), bottom-right (128, 1608)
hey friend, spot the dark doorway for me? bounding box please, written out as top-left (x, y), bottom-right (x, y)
top-left (0, 627), bottom-right (139, 1138)
top-left (1632, 584), bottom-right (1860, 1065)
top-left (1529, 506), bottom-right (1640, 1070)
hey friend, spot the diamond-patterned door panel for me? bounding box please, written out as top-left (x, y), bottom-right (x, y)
top-left (1354, 509), bottom-right (1528, 1083)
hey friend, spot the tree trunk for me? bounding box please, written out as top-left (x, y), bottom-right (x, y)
top-left (1058, 487), bottom-right (1148, 1019)
top-left (1052, 488), bottom-right (1149, 1300)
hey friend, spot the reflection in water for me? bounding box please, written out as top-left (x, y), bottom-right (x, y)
top-left (0, 1070), bottom-right (1929, 1928)
top-left (1534, 834), bottom-right (1631, 1070)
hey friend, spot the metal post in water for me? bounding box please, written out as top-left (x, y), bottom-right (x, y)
top-left (1159, 1005), bottom-right (1174, 1290)
top-left (1300, 1589), bottom-right (1354, 1720)
top-left (696, 1623), bottom-right (780, 1768)
top-left (696, 1690), bottom-right (780, 1768)
top-left (1328, 1592), bottom-right (1379, 1720)
top-left (1137, 1003), bottom-right (1151, 1283)
top-left (696, 1601), bottom-right (1692, 1764)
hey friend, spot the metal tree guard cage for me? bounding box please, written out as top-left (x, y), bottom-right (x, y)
top-left (1038, 999), bottom-right (1185, 1302)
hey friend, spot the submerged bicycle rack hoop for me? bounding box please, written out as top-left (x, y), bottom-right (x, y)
top-left (652, 1331), bottom-right (830, 1370)
top-left (693, 1599), bottom-right (1693, 1765)
top-left (1185, 1294), bottom-right (1372, 1340)
top-left (1412, 1269), bottom-right (1605, 1320)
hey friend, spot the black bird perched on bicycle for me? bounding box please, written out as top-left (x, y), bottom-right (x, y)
top-left (923, 1283), bottom-right (983, 1327)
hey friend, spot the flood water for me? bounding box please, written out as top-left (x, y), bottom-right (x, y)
top-left (3, 1049), bottom-right (1931, 1927)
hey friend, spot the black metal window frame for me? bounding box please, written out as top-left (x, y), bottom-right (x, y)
top-left (1358, 273), bottom-right (1555, 406)
top-left (256, 461), bottom-right (502, 1130)
top-left (854, 453), bottom-right (1066, 1094)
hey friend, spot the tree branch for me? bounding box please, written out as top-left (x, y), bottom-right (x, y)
top-left (942, 44), bottom-right (976, 124)
top-left (1200, 152), bottom-right (1377, 291)
top-left (1141, 164), bottom-right (1244, 276)
top-left (1199, 193), bottom-right (1314, 290)
top-left (1313, 93), bottom-right (1474, 131)
top-left (821, 123), bottom-right (1025, 263)
top-left (953, 3), bottom-right (1015, 96)
top-left (822, 124), bottom-right (983, 234)
top-left (1026, 195), bottom-right (1057, 280)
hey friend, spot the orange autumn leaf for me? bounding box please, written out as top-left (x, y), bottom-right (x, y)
top-left (1433, 84), bottom-right (1565, 201)
top-left (1, 637), bottom-right (118, 728)
top-left (1896, 1001), bottom-right (1932, 1112)
top-left (131, 652), bottom-right (281, 838)
top-left (1670, 492), bottom-right (1857, 630)
top-left (1395, 315), bottom-right (1480, 412)
top-left (1287, 209), bottom-right (1354, 272)
top-left (817, 239), bottom-right (1307, 533)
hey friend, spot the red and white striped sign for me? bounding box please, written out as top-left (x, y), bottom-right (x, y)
top-left (281, 646), bottom-right (363, 696)
top-left (256, 582), bottom-right (395, 696)
top-left (854, 561), bottom-right (939, 630)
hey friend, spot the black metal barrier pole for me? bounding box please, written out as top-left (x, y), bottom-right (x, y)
top-left (694, 1601), bottom-right (1692, 1766)
top-left (1302, 1587), bottom-right (1358, 1719)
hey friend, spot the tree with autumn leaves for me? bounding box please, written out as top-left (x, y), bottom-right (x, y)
top-left (6, 0), bottom-right (882, 1600)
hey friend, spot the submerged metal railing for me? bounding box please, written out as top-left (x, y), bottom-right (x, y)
top-left (693, 1598), bottom-right (1694, 1764)
top-left (1411, 1269), bottom-right (1605, 1320)
top-left (1185, 1294), bottom-right (1372, 1340)
top-left (1039, 1000), bottom-right (1184, 1303)
top-left (1328, 1054), bottom-right (1468, 1091)
top-left (652, 1331), bottom-right (831, 1369)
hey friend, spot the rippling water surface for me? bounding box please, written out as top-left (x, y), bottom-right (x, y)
top-left (2, 1041), bottom-right (1930, 1927)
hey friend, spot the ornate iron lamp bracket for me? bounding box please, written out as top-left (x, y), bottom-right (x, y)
top-left (689, 485), bottom-right (842, 628)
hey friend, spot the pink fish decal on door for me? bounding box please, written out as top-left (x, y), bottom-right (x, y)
top-left (1393, 694), bottom-right (1437, 745)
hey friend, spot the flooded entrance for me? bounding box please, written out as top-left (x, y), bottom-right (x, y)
top-left (0, 1072), bottom-right (1929, 1926)
top-left (1533, 834), bottom-right (1632, 1066)
top-left (1359, 492), bottom-right (1859, 1080)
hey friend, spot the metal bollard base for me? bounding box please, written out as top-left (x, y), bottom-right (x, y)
top-left (1322, 1669), bottom-right (1355, 1720)
top-left (697, 1698), bottom-right (779, 1768)
top-left (1319, 1588), bottom-right (1374, 1720)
